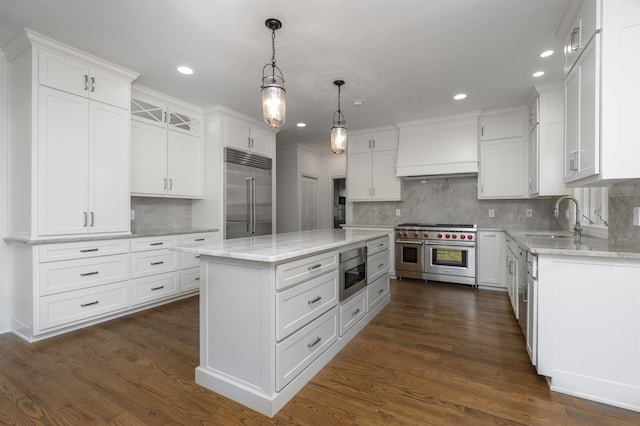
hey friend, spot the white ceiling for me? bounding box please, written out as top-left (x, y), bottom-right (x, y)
top-left (0, 0), bottom-right (570, 152)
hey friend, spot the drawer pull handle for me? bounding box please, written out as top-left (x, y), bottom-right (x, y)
top-left (80, 271), bottom-right (99, 277)
top-left (195, 277), bottom-right (200, 281)
top-left (351, 308), bottom-right (361, 316)
top-left (307, 264), bottom-right (322, 271)
top-left (378, 263), bottom-right (384, 268)
top-left (195, 238), bottom-right (205, 241)
top-left (195, 255), bottom-right (201, 259)
top-left (378, 243), bottom-right (384, 247)
top-left (377, 288), bottom-right (384, 295)
top-left (151, 286), bottom-right (165, 291)
top-left (81, 300), bottom-right (99, 307)
top-left (80, 248), bottom-right (99, 253)
top-left (150, 242), bottom-right (164, 246)
top-left (150, 261), bottom-right (165, 266)
top-left (307, 296), bottom-right (322, 305)
top-left (307, 336), bottom-right (321, 348)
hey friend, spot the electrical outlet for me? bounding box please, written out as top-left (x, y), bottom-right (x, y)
top-left (130, 210), bottom-right (135, 220)
top-left (526, 208), bottom-right (533, 218)
top-left (488, 209), bottom-right (495, 218)
top-left (395, 208), bottom-right (401, 216)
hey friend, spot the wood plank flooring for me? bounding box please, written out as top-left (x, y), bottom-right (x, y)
top-left (1, 279), bottom-right (639, 425)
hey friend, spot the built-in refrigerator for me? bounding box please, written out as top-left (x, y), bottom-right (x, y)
top-left (224, 147), bottom-right (272, 239)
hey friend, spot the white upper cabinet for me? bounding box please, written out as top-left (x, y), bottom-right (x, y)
top-left (346, 127), bottom-right (401, 202)
top-left (478, 108), bottom-right (528, 199)
top-left (3, 29), bottom-right (138, 239)
top-left (223, 113), bottom-right (274, 158)
top-left (527, 82), bottom-right (565, 197)
top-left (130, 85), bottom-right (204, 199)
top-left (561, 0), bottom-right (640, 185)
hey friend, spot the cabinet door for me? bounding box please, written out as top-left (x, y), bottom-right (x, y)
top-left (348, 133), bottom-right (372, 155)
top-left (479, 138), bottom-right (525, 198)
top-left (131, 121), bottom-right (167, 196)
top-left (477, 232), bottom-right (504, 288)
top-left (249, 125), bottom-right (273, 157)
top-left (346, 152), bottom-right (372, 201)
top-left (528, 124), bottom-right (539, 196)
top-left (370, 129), bottom-right (398, 151)
top-left (167, 132), bottom-right (204, 198)
top-left (564, 65), bottom-right (580, 181)
top-left (89, 102), bottom-right (129, 233)
top-left (225, 117), bottom-right (251, 151)
top-left (37, 86), bottom-right (89, 235)
top-left (576, 39), bottom-right (599, 181)
top-left (371, 150), bottom-right (401, 200)
top-left (38, 49), bottom-right (89, 98)
top-left (88, 67), bottom-right (130, 109)
top-left (480, 116), bottom-right (524, 140)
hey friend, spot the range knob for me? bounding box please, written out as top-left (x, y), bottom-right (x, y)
top-left (403, 232), bottom-right (408, 237)
top-left (460, 235), bottom-right (466, 239)
top-left (423, 233), bottom-right (429, 238)
top-left (445, 234), bottom-right (450, 239)
top-left (437, 233), bottom-right (443, 239)
top-left (452, 234), bottom-right (457, 239)
top-left (396, 232), bottom-right (402, 237)
top-left (413, 232), bottom-right (419, 238)
top-left (468, 235), bottom-right (473, 240)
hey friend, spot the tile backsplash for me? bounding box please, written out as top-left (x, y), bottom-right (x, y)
top-left (130, 196), bottom-right (192, 233)
top-left (609, 180), bottom-right (640, 245)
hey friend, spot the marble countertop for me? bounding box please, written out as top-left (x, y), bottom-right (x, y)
top-left (172, 229), bottom-right (389, 263)
top-left (505, 228), bottom-right (640, 259)
top-left (4, 227), bottom-right (219, 245)
top-left (340, 224), bottom-right (394, 229)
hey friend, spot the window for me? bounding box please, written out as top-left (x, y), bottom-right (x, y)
top-left (574, 187), bottom-right (608, 238)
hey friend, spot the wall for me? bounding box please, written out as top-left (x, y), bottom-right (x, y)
top-left (0, 52), bottom-right (10, 333)
top-left (609, 179), bottom-right (640, 245)
top-left (276, 144), bottom-right (299, 233)
top-left (130, 197), bottom-right (192, 233)
top-left (352, 175), bottom-right (561, 230)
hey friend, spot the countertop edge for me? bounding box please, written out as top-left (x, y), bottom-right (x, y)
top-left (4, 228), bottom-right (219, 245)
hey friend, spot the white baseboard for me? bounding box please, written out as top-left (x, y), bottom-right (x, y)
top-left (0, 317), bottom-right (11, 334)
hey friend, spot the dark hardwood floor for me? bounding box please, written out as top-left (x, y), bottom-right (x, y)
top-left (1, 279), bottom-right (639, 425)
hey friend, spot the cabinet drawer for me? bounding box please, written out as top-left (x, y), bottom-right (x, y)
top-left (366, 236), bottom-right (389, 255)
top-left (180, 251), bottom-right (202, 269)
top-left (179, 232), bottom-right (216, 244)
top-left (39, 254), bottom-right (130, 296)
top-left (131, 249), bottom-right (178, 278)
top-left (367, 275), bottom-right (389, 311)
top-left (339, 290), bottom-right (366, 336)
top-left (130, 236), bottom-right (178, 252)
top-left (131, 272), bottom-right (179, 306)
top-left (276, 250), bottom-right (338, 290)
top-left (276, 270), bottom-right (338, 341)
top-left (180, 267), bottom-right (201, 293)
top-left (367, 249), bottom-right (390, 283)
top-left (38, 239), bottom-right (129, 262)
top-left (276, 307), bottom-right (338, 392)
top-left (39, 281), bottom-right (130, 331)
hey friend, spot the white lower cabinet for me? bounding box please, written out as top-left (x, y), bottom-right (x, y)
top-left (367, 275), bottom-right (389, 311)
top-left (339, 290), bottom-right (366, 336)
top-left (8, 231), bottom-right (216, 341)
top-left (477, 231), bottom-right (505, 289)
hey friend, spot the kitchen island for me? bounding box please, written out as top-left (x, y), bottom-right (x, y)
top-left (506, 229), bottom-right (640, 413)
top-left (172, 229), bottom-right (391, 417)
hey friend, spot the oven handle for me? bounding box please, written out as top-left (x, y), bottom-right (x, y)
top-left (396, 240), bottom-right (423, 245)
top-left (424, 241), bottom-right (475, 248)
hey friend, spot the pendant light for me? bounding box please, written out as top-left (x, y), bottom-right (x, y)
top-left (261, 18), bottom-right (286, 129)
top-left (330, 80), bottom-right (347, 155)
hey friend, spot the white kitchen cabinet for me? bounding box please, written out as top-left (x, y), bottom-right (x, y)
top-left (346, 126), bottom-right (401, 201)
top-left (131, 86), bottom-right (204, 199)
top-left (477, 231), bottom-right (505, 289)
top-left (478, 108), bottom-right (528, 199)
top-left (504, 235), bottom-right (519, 319)
top-left (527, 83), bottom-right (565, 197)
top-left (3, 29), bottom-right (137, 240)
top-left (561, 0), bottom-right (640, 185)
top-left (223, 112), bottom-right (274, 158)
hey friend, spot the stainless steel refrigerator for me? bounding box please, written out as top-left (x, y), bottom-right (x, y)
top-left (224, 147), bottom-right (273, 239)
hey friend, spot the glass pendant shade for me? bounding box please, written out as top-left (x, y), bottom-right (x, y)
top-left (262, 74), bottom-right (286, 129)
top-left (330, 80), bottom-right (347, 154)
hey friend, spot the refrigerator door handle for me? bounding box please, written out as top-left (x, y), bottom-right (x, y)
top-left (252, 177), bottom-right (257, 234)
top-left (246, 177), bottom-right (252, 233)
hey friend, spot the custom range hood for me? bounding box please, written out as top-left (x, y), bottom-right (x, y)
top-left (395, 111), bottom-right (480, 178)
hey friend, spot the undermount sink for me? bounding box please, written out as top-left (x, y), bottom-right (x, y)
top-left (523, 232), bottom-right (573, 239)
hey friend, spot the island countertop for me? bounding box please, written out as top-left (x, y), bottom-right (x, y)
top-left (171, 228), bottom-right (389, 263)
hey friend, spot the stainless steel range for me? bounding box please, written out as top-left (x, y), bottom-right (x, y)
top-left (394, 223), bottom-right (477, 286)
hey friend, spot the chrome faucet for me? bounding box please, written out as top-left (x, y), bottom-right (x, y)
top-left (553, 196), bottom-right (583, 238)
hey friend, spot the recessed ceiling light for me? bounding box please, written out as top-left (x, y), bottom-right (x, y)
top-left (177, 66), bottom-right (194, 75)
top-left (353, 100), bottom-right (364, 107)
top-left (297, 122), bottom-right (306, 128)
top-left (533, 71), bottom-right (545, 78)
top-left (453, 93), bottom-right (467, 100)
top-left (540, 50), bottom-right (554, 58)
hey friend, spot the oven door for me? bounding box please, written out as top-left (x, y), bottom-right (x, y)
top-left (395, 239), bottom-right (424, 279)
top-left (425, 241), bottom-right (476, 285)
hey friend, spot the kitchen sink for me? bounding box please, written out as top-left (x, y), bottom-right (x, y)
top-left (523, 232), bottom-right (573, 239)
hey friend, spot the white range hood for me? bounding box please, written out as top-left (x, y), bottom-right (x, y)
top-left (395, 111), bottom-right (480, 178)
